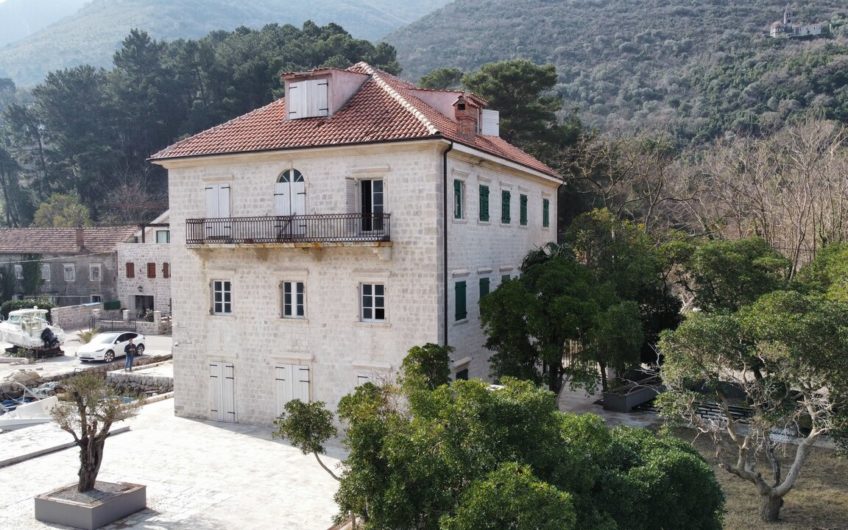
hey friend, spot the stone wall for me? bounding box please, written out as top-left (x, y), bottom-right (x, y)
top-left (50, 302), bottom-right (103, 331)
top-left (2, 253), bottom-right (119, 307)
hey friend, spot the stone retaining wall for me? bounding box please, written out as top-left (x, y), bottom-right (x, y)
top-left (50, 303), bottom-right (103, 331)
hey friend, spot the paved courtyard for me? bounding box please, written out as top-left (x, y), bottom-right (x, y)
top-left (0, 398), bottom-right (342, 529)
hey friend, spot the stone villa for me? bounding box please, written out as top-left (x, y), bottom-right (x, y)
top-left (151, 63), bottom-right (559, 424)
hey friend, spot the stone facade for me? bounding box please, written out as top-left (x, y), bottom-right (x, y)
top-left (1, 253), bottom-right (120, 306)
top-left (116, 231), bottom-right (172, 316)
top-left (162, 140), bottom-right (558, 425)
top-left (50, 302), bottom-right (103, 331)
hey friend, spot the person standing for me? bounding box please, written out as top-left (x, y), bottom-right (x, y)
top-left (124, 338), bottom-right (137, 372)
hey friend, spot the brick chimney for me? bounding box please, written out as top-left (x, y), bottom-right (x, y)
top-left (75, 227), bottom-right (85, 252)
top-left (454, 95), bottom-right (477, 140)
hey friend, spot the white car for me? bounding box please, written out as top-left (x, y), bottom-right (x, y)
top-left (77, 332), bottom-right (146, 363)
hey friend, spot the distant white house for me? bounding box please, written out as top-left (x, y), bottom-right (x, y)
top-left (770, 7), bottom-right (826, 39)
top-left (116, 210), bottom-right (171, 316)
top-left (150, 62), bottom-right (560, 425)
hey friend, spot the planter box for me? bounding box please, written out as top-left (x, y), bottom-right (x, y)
top-left (603, 385), bottom-right (660, 413)
top-left (35, 482), bottom-right (146, 529)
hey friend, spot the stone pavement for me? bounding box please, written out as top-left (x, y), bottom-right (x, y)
top-left (558, 386), bottom-right (661, 429)
top-left (0, 398), bottom-right (341, 529)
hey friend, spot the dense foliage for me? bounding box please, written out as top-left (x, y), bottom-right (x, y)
top-left (390, 0), bottom-right (848, 144)
top-left (658, 243), bottom-right (848, 522)
top-left (0, 0), bottom-right (450, 86)
top-left (0, 23), bottom-right (400, 225)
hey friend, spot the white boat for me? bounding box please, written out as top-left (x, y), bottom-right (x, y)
top-left (0, 396), bottom-right (58, 432)
top-left (0, 308), bottom-right (65, 350)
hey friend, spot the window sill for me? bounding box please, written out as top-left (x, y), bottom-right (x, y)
top-left (210, 313), bottom-right (234, 317)
top-left (518, 224), bottom-right (528, 229)
top-left (477, 220), bottom-right (490, 225)
top-left (452, 218), bottom-right (468, 224)
top-left (280, 317), bottom-right (309, 324)
top-left (355, 320), bottom-right (391, 328)
top-left (453, 318), bottom-right (469, 326)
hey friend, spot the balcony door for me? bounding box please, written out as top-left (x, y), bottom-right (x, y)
top-left (205, 184), bottom-right (231, 239)
top-left (275, 169), bottom-right (306, 236)
top-left (360, 178), bottom-right (384, 232)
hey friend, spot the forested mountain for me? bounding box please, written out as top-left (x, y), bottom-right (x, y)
top-left (0, 0), bottom-right (89, 48)
top-left (0, 0), bottom-right (450, 86)
top-left (388, 0), bottom-right (848, 143)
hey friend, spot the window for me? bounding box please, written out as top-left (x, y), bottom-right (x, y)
top-left (361, 283), bottom-right (385, 322)
top-left (501, 190), bottom-right (511, 224)
top-left (543, 198), bottom-right (550, 228)
top-left (453, 179), bottom-right (464, 219)
top-left (455, 280), bottom-right (467, 321)
top-left (282, 281), bottom-right (305, 318)
top-left (479, 185), bottom-right (489, 222)
top-left (502, 274), bottom-right (510, 283)
top-left (479, 277), bottom-right (490, 300)
top-left (13, 264), bottom-right (22, 280)
top-left (126, 263), bottom-right (135, 278)
top-left (91, 295), bottom-right (102, 303)
top-left (156, 230), bottom-right (170, 244)
top-left (147, 263), bottom-right (156, 278)
top-left (90, 263), bottom-right (102, 282)
top-left (361, 179), bottom-right (385, 231)
top-left (519, 194), bottom-right (528, 226)
top-left (41, 264), bottom-right (51, 283)
top-left (287, 78), bottom-right (329, 119)
top-left (162, 263), bottom-right (170, 279)
top-left (455, 367), bottom-right (469, 381)
top-left (212, 280), bottom-right (232, 315)
top-left (63, 264), bottom-right (75, 282)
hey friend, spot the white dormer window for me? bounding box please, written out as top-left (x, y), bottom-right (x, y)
top-left (288, 78), bottom-right (329, 119)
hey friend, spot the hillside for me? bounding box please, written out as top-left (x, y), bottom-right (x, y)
top-left (388, 0), bottom-right (848, 143)
top-left (0, 0), bottom-right (89, 48)
top-left (0, 0), bottom-right (450, 86)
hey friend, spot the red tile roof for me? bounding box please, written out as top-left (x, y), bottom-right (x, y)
top-left (151, 63), bottom-right (558, 178)
top-left (0, 226), bottom-right (138, 254)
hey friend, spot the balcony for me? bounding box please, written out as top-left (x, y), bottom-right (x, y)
top-left (186, 213), bottom-right (391, 247)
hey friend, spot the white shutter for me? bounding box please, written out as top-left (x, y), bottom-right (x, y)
top-left (218, 186), bottom-right (231, 218)
top-left (288, 81), bottom-right (303, 119)
top-left (314, 80), bottom-right (329, 117)
top-left (275, 365), bottom-right (293, 416)
top-left (294, 366), bottom-right (310, 402)
top-left (481, 109), bottom-right (500, 136)
top-left (209, 362), bottom-right (223, 421)
top-left (205, 186), bottom-right (219, 218)
top-left (345, 178), bottom-right (357, 214)
top-left (274, 181), bottom-right (290, 216)
top-left (222, 363), bottom-right (236, 422)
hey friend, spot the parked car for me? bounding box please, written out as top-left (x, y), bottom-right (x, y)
top-left (77, 332), bottom-right (146, 363)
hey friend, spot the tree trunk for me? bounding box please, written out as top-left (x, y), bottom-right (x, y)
top-left (77, 437), bottom-right (106, 492)
top-left (599, 361), bottom-right (608, 393)
top-left (760, 494), bottom-right (783, 522)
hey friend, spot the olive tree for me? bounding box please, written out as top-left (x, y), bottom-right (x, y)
top-left (51, 372), bottom-right (138, 492)
top-left (658, 291), bottom-right (848, 522)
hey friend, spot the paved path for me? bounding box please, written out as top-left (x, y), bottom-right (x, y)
top-left (0, 398), bottom-right (341, 529)
top-left (558, 386), bottom-right (661, 429)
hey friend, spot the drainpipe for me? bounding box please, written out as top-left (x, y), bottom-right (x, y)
top-left (442, 141), bottom-right (454, 347)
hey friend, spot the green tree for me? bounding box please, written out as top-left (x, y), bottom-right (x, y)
top-left (440, 462), bottom-right (576, 530)
top-left (273, 400), bottom-right (339, 480)
top-left (658, 291), bottom-right (848, 522)
top-left (667, 237), bottom-right (790, 312)
top-left (462, 59), bottom-right (580, 160)
top-left (795, 242), bottom-right (848, 301)
top-left (33, 193), bottom-right (92, 227)
top-left (51, 372), bottom-right (138, 492)
top-left (419, 67), bottom-right (463, 89)
top-left (400, 343), bottom-right (452, 391)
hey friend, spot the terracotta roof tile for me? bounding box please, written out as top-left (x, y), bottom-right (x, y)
top-left (0, 226), bottom-right (138, 254)
top-left (151, 62), bottom-right (558, 178)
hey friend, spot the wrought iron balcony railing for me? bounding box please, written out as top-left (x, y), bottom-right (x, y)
top-left (186, 213), bottom-right (391, 245)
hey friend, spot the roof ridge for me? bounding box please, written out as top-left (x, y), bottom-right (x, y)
top-left (355, 62), bottom-right (439, 136)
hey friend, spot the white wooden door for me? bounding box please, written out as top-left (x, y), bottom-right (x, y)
top-left (275, 364), bottom-right (310, 416)
top-left (210, 362), bottom-right (236, 422)
top-left (275, 171), bottom-right (306, 236)
top-left (205, 185), bottom-right (231, 238)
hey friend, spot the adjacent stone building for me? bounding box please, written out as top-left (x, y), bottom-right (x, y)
top-left (151, 63), bottom-right (560, 424)
top-left (116, 211), bottom-right (172, 316)
top-left (0, 226), bottom-right (137, 306)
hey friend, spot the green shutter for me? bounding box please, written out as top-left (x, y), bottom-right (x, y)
top-left (520, 194), bottom-right (528, 225)
top-left (501, 190), bottom-right (510, 223)
top-left (479, 185), bottom-right (489, 222)
top-left (479, 277), bottom-right (490, 300)
top-left (455, 280), bottom-right (467, 321)
top-left (543, 199), bottom-right (550, 228)
top-left (453, 179), bottom-right (463, 219)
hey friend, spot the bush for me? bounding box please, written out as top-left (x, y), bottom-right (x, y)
top-left (103, 300), bottom-right (121, 310)
top-left (0, 298), bottom-right (54, 322)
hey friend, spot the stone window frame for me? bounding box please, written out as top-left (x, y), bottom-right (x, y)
top-left (89, 263), bottom-right (102, 282)
top-left (281, 281), bottom-right (306, 319)
top-left (360, 283), bottom-right (386, 322)
top-left (211, 279), bottom-right (233, 315)
top-left (63, 263), bottom-right (75, 283)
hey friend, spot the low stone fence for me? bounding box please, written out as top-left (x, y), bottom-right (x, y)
top-left (50, 303), bottom-right (103, 331)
